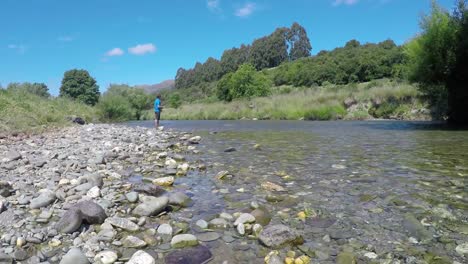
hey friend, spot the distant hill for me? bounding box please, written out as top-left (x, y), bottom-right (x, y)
top-left (136, 79), bottom-right (175, 94)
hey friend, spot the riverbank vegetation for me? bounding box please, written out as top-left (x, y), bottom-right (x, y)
top-left (158, 80), bottom-right (425, 121)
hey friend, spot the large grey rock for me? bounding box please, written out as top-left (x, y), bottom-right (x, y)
top-left (1, 151), bottom-right (22, 163)
top-left (258, 224), bottom-right (303, 248)
top-left (132, 196), bottom-right (168, 216)
top-left (105, 217), bottom-right (139, 231)
top-left (60, 248), bottom-right (90, 264)
top-left (56, 201), bottom-right (107, 233)
top-left (76, 201), bottom-right (107, 224)
top-left (133, 183), bottom-right (166, 197)
top-left (165, 245), bottom-right (212, 264)
top-left (30, 190), bottom-right (56, 209)
top-left (168, 192), bottom-right (191, 207)
top-left (0, 252), bottom-right (13, 263)
top-left (127, 250), bottom-right (155, 264)
top-left (0, 181), bottom-right (13, 197)
top-left (56, 208), bottom-right (83, 233)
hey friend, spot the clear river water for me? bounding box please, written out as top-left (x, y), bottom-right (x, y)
top-left (125, 120), bottom-right (468, 263)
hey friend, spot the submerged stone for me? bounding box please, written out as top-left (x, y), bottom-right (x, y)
top-left (165, 245), bottom-right (212, 264)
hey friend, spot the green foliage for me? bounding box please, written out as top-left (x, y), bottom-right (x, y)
top-left (167, 93), bottom-right (182, 108)
top-left (216, 64), bottom-right (271, 101)
top-left (6, 82), bottom-right (50, 97)
top-left (304, 105), bottom-right (347, 121)
top-left (60, 69), bottom-right (100, 105)
top-left (405, 0), bottom-right (468, 123)
top-left (175, 22), bottom-right (311, 90)
top-left (0, 89), bottom-right (98, 133)
top-left (405, 2), bottom-right (457, 85)
top-left (99, 84), bottom-right (152, 120)
top-left (271, 39), bottom-right (404, 87)
top-left (97, 93), bottom-right (134, 121)
top-left (287, 22), bottom-right (312, 60)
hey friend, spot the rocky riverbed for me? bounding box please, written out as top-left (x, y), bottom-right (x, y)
top-left (0, 123), bottom-right (467, 264)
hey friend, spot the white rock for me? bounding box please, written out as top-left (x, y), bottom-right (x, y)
top-left (165, 159), bottom-right (177, 167)
top-left (456, 243), bottom-right (468, 256)
top-left (87, 186), bottom-right (101, 198)
top-left (157, 224), bottom-right (173, 236)
top-left (188, 136), bottom-right (201, 144)
top-left (127, 250), bottom-right (155, 264)
top-left (58, 179), bottom-right (70, 185)
top-left (94, 251), bottom-right (118, 264)
top-left (364, 252), bottom-right (378, 259)
top-left (152, 176), bottom-right (174, 187)
top-left (157, 152), bottom-right (167, 159)
top-left (237, 223), bottom-right (245, 235)
top-left (177, 163), bottom-right (189, 172)
top-left (70, 179), bottom-right (80, 185)
top-left (220, 212), bottom-right (234, 221)
top-left (234, 213), bottom-right (256, 226)
top-left (196, 219), bottom-right (208, 229)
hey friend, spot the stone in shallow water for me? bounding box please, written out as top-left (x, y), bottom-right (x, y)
top-left (251, 208), bottom-right (272, 226)
top-left (234, 213), bottom-right (256, 226)
top-left (306, 217), bottom-right (336, 228)
top-left (258, 224), bottom-right (303, 248)
top-left (170, 234), bottom-right (198, 248)
top-left (402, 213), bottom-right (432, 241)
top-left (152, 176), bottom-right (174, 187)
top-left (196, 232), bottom-right (220, 242)
top-left (132, 196), bottom-right (168, 216)
top-left (195, 219), bottom-right (208, 229)
top-left (133, 183), bottom-right (166, 197)
top-left (165, 245), bottom-right (212, 264)
top-left (168, 192), bottom-right (191, 207)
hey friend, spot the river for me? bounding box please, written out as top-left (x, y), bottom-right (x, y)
top-left (125, 120), bottom-right (468, 263)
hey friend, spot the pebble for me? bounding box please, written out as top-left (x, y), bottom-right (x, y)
top-left (94, 251), bottom-right (118, 264)
top-left (127, 250), bottom-right (155, 264)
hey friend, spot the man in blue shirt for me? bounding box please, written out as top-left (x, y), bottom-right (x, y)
top-left (154, 95), bottom-right (162, 128)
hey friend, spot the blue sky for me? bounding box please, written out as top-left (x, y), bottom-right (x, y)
top-left (0, 0), bottom-right (455, 95)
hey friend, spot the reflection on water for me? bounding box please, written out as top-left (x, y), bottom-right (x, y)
top-left (126, 120), bottom-right (468, 263)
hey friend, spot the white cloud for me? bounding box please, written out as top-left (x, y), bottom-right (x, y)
top-left (235, 2), bottom-right (256, 17)
top-left (333, 0), bottom-right (359, 6)
top-left (128, 43), bottom-right (156, 55)
top-left (106, 48), bottom-right (124, 56)
top-left (7, 44), bottom-right (27, 54)
top-left (58, 36), bottom-right (74, 42)
top-left (207, 0), bottom-right (221, 12)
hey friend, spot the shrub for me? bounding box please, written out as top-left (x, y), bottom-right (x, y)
top-left (217, 64), bottom-right (271, 101)
top-left (97, 94), bottom-right (134, 121)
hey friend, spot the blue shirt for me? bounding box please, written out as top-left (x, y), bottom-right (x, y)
top-left (154, 98), bottom-right (161, 112)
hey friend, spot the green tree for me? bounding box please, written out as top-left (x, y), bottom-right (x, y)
top-left (60, 69), bottom-right (100, 105)
top-left (7, 82), bottom-right (50, 97)
top-left (405, 0), bottom-right (467, 123)
top-left (217, 64), bottom-right (271, 101)
top-left (287, 22), bottom-right (312, 60)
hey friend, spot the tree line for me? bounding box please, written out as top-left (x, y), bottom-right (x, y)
top-left (175, 22), bottom-right (312, 89)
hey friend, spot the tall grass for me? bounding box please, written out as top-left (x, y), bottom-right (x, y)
top-left (0, 90), bottom-right (99, 133)
top-left (160, 80), bottom-right (423, 120)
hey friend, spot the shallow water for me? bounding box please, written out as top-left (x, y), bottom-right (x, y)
top-left (126, 120), bottom-right (468, 263)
